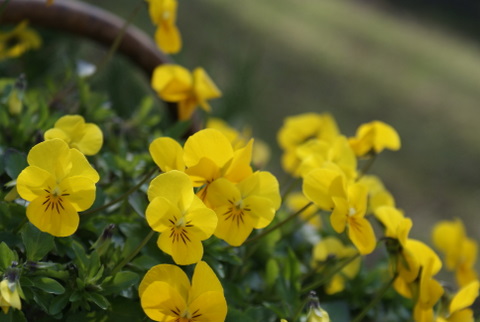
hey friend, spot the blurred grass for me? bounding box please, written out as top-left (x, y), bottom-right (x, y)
top-left (90, 0), bottom-right (480, 239)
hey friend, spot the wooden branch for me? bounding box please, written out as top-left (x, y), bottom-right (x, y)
top-left (0, 0), bottom-right (171, 76)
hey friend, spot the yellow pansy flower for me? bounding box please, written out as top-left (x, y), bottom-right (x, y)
top-left (0, 279), bottom-right (21, 314)
top-left (147, 0), bottom-right (182, 54)
top-left (139, 261), bottom-right (227, 321)
top-left (146, 171), bottom-right (217, 265)
top-left (151, 64), bottom-right (221, 120)
top-left (150, 129), bottom-right (253, 201)
top-left (44, 115), bottom-right (103, 156)
top-left (0, 21), bottom-right (41, 60)
top-left (436, 280), bottom-right (479, 322)
top-left (277, 113), bottom-right (340, 175)
top-left (16, 139), bottom-right (99, 237)
top-left (348, 120), bottom-right (401, 157)
top-left (311, 236), bottom-right (361, 294)
top-left (413, 257), bottom-right (444, 322)
top-left (375, 206), bottom-right (412, 247)
top-left (306, 291), bottom-right (330, 322)
top-left (358, 175), bottom-right (395, 213)
top-left (330, 183), bottom-right (376, 255)
top-left (432, 219), bottom-right (478, 287)
top-left (205, 171), bottom-right (281, 246)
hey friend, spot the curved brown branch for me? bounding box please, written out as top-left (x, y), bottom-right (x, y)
top-left (0, 0), bottom-right (171, 76)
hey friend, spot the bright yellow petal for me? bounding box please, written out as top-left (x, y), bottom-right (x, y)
top-left (151, 64), bottom-right (192, 102)
top-left (193, 68), bottom-right (222, 105)
top-left (244, 195), bottom-right (276, 229)
top-left (149, 137), bottom-right (186, 172)
top-left (155, 24), bottom-right (181, 54)
top-left (16, 166), bottom-right (55, 201)
top-left (205, 178), bottom-right (241, 208)
top-left (449, 280), bottom-right (479, 314)
top-left (185, 197), bottom-right (218, 239)
top-left (183, 129), bottom-right (233, 168)
top-left (61, 176), bottom-right (97, 211)
top-left (185, 157), bottom-right (221, 187)
top-left (188, 291), bottom-right (227, 322)
top-left (71, 123), bottom-right (103, 156)
top-left (44, 128), bottom-right (69, 143)
top-left (27, 139), bottom-right (70, 178)
top-left (223, 139), bottom-right (253, 183)
top-left (27, 195), bottom-right (79, 237)
top-left (66, 148), bottom-right (99, 182)
top-left (237, 171), bottom-right (281, 210)
top-left (214, 204), bottom-right (255, 246)
top-left (302, 168), bottom-right (346, 211)
top-left (169, 232), bottom-right (204, 265)
top-left (330, 196), bottom-right (348, 233)
top-left (189, 261), bottom-right (224, 302)
top-left (0, 280), bottom-right (21, 310)
top-left (146, 196), bottom-right (181, 232)
top-left (141, 281), bottom-right (187, 321)
top-left (348, 217), bottom-right (376, 255)
top-left (138, 264), bottom-right (190, 299)
top-left (447, 309), bottom-right (474, 322)
top-left (325, 274), bottom-right (345, 294)
top-left (147, 171), bottom-right (193, 210)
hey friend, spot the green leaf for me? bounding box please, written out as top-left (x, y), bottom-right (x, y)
top-left (48, 293), bottom-right (70, 315)
top-left (85, 293), bottom-right (109, 310)
top-left (4, 148), bottom-right (27, 179)
top-left (101, 271), bottom-right (139, 295)
top-left (265, 258), bottom-right (279, 288)
top-left (21, 223), bottom-right (55, 261)
top-left (0, 242), bottom-right (15, 272)
top-left (30, 277), bottom-right (65, 294)
top-left (0, 307), bottom-right (27, 322)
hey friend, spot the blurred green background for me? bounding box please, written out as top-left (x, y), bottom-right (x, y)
top-left (11, 0), bottom-right (480, 242)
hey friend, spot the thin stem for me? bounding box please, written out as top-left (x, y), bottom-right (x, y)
top-left (292, 294), bottom-right (311, 321)
top-left (301, 252), bottom-right (361, 294)
top-left (352, 273), bottom-right (398, 322)
top-left (111, 229), bottom-right (155, 275)
top-left (82, 167), bottom-right (158, 216)
top-left (280, 177), bottom-right (301, 204)
top-left (242, 202), bottom-right (313, 246)
top-left (357, 154), bottom-right (377, 179)
top-left (93, 0), bottom-right (145, 75)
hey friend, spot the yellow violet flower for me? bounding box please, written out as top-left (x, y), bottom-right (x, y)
top-left (0, 21), bottom-right (41, 60)
top-left (149, 136), bottom-right (186, 172)
top-left (0, 279), bottom-right (21, 314)
top-left (16, 139), bottom-right (99, 237)
top-left (44, 115), bottom-right (103, 156)
top-left (147, 0), bottom-right (182, 54)
top-left (306, 291), bottom-right (331, 322)
top-left (151, 64), bottom-right (221, 120)
top-left (146, 171), bottom-right (217, 265)
top-left (206, 171), bottom-right (281, 246)
top-left (413, 257), bottom-right (444, 322)
top-left (139, 261), bottom-right (227, 321)
top-left (330, 182), bottom-right (376, 255)
top-left (311, 237), bottom-right (361, 294)
top-left (375, 206), bottom-right (412, 247)
top-left (348, 120), bottom-right (401, 157)
top-left (436, 280), bottom-right (479, 322)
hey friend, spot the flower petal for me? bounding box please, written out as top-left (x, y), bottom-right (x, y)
top-left (141, 281), bottom-right (187, 321)
top-left (138, 264), bottom-right (189, 299)
top-left (147, 171), bottom-right (193, 210)
top-left (183, 129), bottom-right (233, 168)
top-left (149, 137), bottom-right (185, 172)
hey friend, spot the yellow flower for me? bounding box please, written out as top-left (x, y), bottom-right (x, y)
top-left (150, 129), bottom-right (253, 201)
top-left (358, 175), bottom-right (395, 213)
top-left (413, 257), bottom-right (444, 322)
top-left (330, 182), bottom-right (376, 255)
top-left (432, 219), bottom-right (478, 287)
top-left (0, 279), bottom-right (21, 314)
top-left (146, 171), bottom-right (217, 265)
top-left (44, 115), bottom-right (103, 156)
top-left (436, 280), bottom-right (479, 322)
top-left (306, 291), bottom-right (330, 322)
top-left (147, 0), bottom-right (182, 54)
top-left (206, 171), bottom-right (281, 246)
top-left (0, 21), bottom-right (41, 60)
top-left (139, 261), bottom-right (227, 321)
top-left (348, 120), bottom-right (401, 156)
top-left (311, 237), bottom-right (361, 294)
top-left (374, 206), bottom-right (412, 247)
top-left (16, 139), bottom-right (99, 237)
top-left (151, 64), bottom-right (221, 120)
top-left (286, 192), bottom-right (321, 229)
top-left (277, 113), bottom-right (340, 175)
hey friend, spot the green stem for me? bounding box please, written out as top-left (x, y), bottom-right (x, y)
top-left (301, 252), bottom-right (360, 294)
top-left (111, 229), bottom-right (155, 275)
top-left (82, 167), bottom-right (158, 216)
top-left (292, 294), bottom-right (311, 321)
top-left (93, 0), bottom-right (145, 75)
top-left (280, 177), bottom-right (301, 204)
top-left (352, 273), bottom-right (398, 322)
top-left (242, 202), bottom-right (313, 246)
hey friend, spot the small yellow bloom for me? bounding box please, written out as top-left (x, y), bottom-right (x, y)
top-left (311, 237), bottom-right (361, 294)
top-left (44, 115), bottom-right (103, 156)
top-left (358, 175), bottom-right (395, 213)
top-left (151, 64), bottom-right (221, 120)
top-left (413, 257), bottom-right (444, 322)
top-left (146, 171), bottom-right (217, 265)
top-left (375, 206), bottom-right (412, 247)
top-left (306, 291), bottom-right (330, 322)
top-left (206, 171), bottom-right (281, 246)
top-left (147, 0), bottom-right (182, 53)
top-left (0, 279), bottom-right (21, 314)
top-left (0, 21), bottom-right (41, 60)
top-left (16, 139), bottom-right (99, 237)
top-left (435, 280), bottom-right (479, 322)
top-left (348, 120), bottom-right (401, 156)
top-left (139, 261), bottom-right (227, 321)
